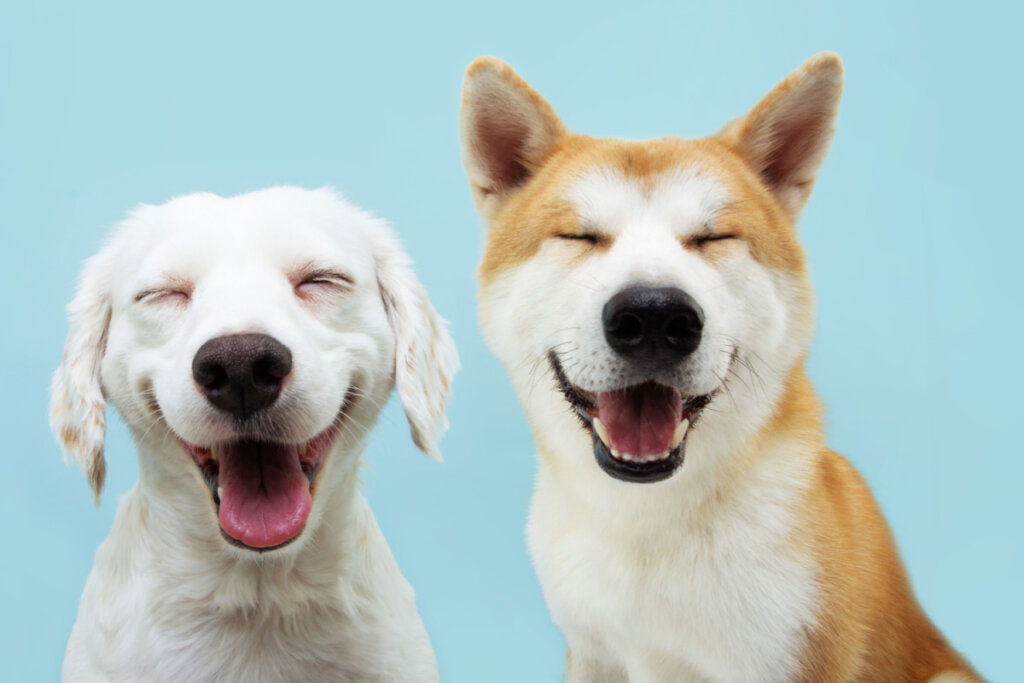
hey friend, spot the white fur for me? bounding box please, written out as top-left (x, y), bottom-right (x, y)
top-left (51, 186), bottom-right (456, 682)
top-left (479, 168), bottom-right (818, 681)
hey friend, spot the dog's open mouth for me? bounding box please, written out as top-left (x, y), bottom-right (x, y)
top-left (180, 420), bottom-right (340, 551)
top-left (551, 352), bottom-right (712, 483)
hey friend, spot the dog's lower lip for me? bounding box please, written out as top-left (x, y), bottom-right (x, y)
top-left (595, 425), bottom-right (685, 482)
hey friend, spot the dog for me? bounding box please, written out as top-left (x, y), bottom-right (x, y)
top-left (50, 186), bottom-right (457, 681)
top-left (460, 54), bottom-right (981, 681)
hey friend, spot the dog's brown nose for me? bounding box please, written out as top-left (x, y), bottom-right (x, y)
top-left (603, 286), bottom-right (704, 364)
top-left (192, 333), bottom-right (292, 419)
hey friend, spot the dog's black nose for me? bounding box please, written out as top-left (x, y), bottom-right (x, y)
top-left (602, 286), bottom-right (704, 363)
top-left (192, 333), bottom-right (292, 419)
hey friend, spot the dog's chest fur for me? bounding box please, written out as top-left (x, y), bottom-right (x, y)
top-left (64, 491), bottom-right (435, 682)
top-left (94, 599), bottom-right (383, 681)
top-left (528, 437), bottom-right (819, 682)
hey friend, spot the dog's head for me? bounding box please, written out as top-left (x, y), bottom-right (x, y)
top-left (461, 55), bottom-right (841, 484)
top-left (50, 187), bottom-right (457, 551)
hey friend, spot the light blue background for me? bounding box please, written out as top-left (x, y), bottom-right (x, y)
top-left (2, 1), bottom-right (1020, 680)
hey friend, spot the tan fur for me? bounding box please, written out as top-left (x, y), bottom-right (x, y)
top-left (464, 54), bottom-right (983, 681)
top-left (746, 365), bottom-right (979, 681)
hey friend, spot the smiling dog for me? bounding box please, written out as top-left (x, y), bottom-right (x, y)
top-left (51, 187), bottom-right (456, 681)
top-left (461, 55), bottom-right (980, 681)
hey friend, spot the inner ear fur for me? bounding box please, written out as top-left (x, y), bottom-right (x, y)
top-left (460, 57), bottom-right (567, 223)
top-left (718, 52), bottom-right (844, 222)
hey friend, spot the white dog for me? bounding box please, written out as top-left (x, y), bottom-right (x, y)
top-left (51, 186), bottom-right (457, 681)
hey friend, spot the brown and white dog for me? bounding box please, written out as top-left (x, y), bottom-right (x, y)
top-left (460, 54), bottom-right (981, 681)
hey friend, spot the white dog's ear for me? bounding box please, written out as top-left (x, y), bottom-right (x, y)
top-left (50, 249), bottom-right (112, 505)
top-left (373, 226), bottom-right (459, 461)
top-left (460, 57), bottom-right (567, 224)
top-left (720, 52), bottom-right (844, 222)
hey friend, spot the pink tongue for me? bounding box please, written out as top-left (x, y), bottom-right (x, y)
top-left (217, 441), bottom-right (312, 548)
top-left (597, 383), bottom-right (682, 456)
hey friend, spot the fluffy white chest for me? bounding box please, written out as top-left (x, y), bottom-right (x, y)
top-left (65, 565), bottom-right (434, 683)
top-left (94, 601), bottom-right (364, 681)
top-left (527, 452), bottom-right (818, 682)
top-left (62, 493), bottom-right (437, 683)
top-left (66, 567), bottom-right (436, 683)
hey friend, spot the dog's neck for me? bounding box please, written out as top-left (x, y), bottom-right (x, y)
top-left (99, 439), bottom-right (367, 615)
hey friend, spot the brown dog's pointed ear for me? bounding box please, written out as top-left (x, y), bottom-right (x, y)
top-left (50, 248), bottom-right (113, 505)
top-left (460, 57), bottom-right (567, 224)
top-left (719, 52), bottom-right (844, 222)
top-left (372, 224), bottom-right (459, 461)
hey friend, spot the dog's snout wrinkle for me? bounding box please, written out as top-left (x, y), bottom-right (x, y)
top-left (192, 333), bottom-right (293, 419)
top-left (602, 286), bottom-right (704, 363)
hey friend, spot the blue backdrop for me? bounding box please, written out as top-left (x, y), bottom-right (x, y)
top-left (2, 1), bottom-right (1019, 680)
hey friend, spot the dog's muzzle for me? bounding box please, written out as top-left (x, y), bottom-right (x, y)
top-left (183, 334), bottom-right (353, 551)
top-left (546, 286), bottom-right (714, 483)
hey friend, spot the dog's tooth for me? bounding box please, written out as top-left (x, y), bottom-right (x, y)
top-left (611, 447), bottom-right (625, 461)
top-left (593, 417), bottom-right (611, 446)
top-left (671, 419), bottom-right (691, 449)
top-left (217, 486), bottom-right (223, 500)
top-left (658, 450), bottom-right (670, 461)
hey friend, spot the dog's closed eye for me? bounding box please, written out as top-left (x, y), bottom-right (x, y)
top-left (688, 233), bottom-right (739, 248)
top-left (293, 268), bottom-right (354, 303)
top-left (554, 232), bottom-right (610, 248)
top-left (133, 280), bottom-right (193, 306)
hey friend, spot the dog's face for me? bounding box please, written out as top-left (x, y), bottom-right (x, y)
top-left (461, 56), bottom-right (841, 484)
top-left (51, 187), bottom-right (457, 552)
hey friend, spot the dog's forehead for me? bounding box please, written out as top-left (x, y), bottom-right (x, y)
top-left (567, 164), bottom-right (730, 235)
top-left (115, 188), bottom-right (380, 283)
top-left (479, 136), bottom-right (805, 281)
